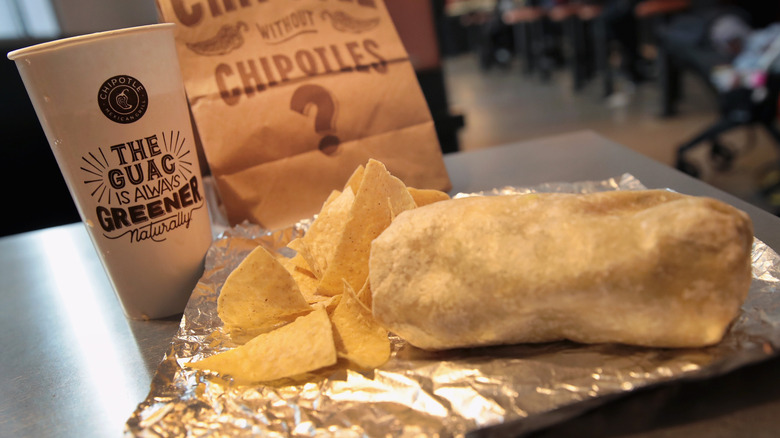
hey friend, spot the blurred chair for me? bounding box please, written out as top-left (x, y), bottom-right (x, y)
top-left (634, 0), bottom-right (691, 28)
top-left (446, 0), bottom-right (502, 70)
top-left (571, 2), bottom-right (604, 91)
top-left (502, 0), bottom-right (602, 88)
top-left (562, 1), bottom-right (689, 99)
top-left (595, 0), bottom-right (691, 97)
top-left (636, 0), bottom-right (703, 114)
top-left (544, 1), bottom-right (607, 92)
top-left (506, 0), bottom-right (579, 81)
top-left (503, 2), bottom-right (547, 76)
top-left (549, 2), bottom-right (588, 89)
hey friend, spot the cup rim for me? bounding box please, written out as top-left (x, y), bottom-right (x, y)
top-left (7, 22), bottom-right (176, 61)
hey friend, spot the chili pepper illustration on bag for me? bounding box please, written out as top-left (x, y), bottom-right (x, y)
top-left (321, 10), bottom-right (379, 33)
top-left (186, 21), bottom-right (249, 56)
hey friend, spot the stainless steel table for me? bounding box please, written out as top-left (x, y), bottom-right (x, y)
top-left (2, 131), bottom-right (778, 437)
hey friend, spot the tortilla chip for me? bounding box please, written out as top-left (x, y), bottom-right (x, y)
top-left (407, 187), bottom-right (451, 207)
top-left (312, 294), bottom-right (341, 312)
top-left (206, 160), bottom-right (415, 382)
top-left (280, 255), bottom-right (320, 304)
top-left (217, 245), bottom-right (311, 333)
top-left (321, 189), bottom-right (342, 210)
top-left (287, 252), bottom-right (314, 276)
top-left (330, 282), bottom-right (391, 370)
top-left (344, 164), bottom-right (365, 194)
top-left (316, 159), bottom-right (416, 296)
top-left (288, 186), bottom-right (355, 278)
top-left (355, 278), bottom-right (373, 311)
top-left (190, 308), bottom-right (337, 383)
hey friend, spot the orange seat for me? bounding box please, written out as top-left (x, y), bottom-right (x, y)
top-left (577, 4), bottom-right (602, 21)
top-left (634, 0), bottom-right (691, 18)
top-left (502, 6), bottom-right (545, 24)
top-left (548, 4), bottom-right (581, 23)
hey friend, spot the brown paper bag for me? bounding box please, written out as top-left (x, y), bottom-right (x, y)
top-left (155, 0), bottom-right (451, 230)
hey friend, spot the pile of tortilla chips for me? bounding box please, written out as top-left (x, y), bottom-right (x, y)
top-left (189, 159), bottom-right (449, 383)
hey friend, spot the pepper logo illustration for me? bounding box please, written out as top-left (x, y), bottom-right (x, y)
top-left (97, 74), bottom-right (149, 124)
top-left (321, 10), bottom-right (379, 33)
top-left (186, 21), bottom-right (248, 56)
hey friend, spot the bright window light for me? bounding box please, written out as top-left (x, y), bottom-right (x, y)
top-left (0, 0), bottom-right (60, 38)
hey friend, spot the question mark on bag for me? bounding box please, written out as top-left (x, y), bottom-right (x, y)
top-left (290, 84), bottom-right (340, 155)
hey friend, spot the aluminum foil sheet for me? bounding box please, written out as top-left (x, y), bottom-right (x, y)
top-left (125, 174), bottom-right (780, 437)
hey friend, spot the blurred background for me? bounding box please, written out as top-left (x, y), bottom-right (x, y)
top-left (2, 0), bottom-right (780, 236)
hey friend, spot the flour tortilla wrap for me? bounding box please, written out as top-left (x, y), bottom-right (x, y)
top-left (369, 190), bottom-right (754, 350)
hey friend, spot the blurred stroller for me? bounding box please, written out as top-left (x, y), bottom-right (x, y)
top-left (659, 9), bottom-right (780, 182)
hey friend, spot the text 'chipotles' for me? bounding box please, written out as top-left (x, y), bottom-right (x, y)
top-left (216, 39), bottom-right (387, 106)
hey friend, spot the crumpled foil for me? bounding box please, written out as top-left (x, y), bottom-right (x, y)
top-left (125, 174), bottom-right (780, 437)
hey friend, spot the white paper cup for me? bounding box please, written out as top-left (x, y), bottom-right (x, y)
top-left (9, 23), bottom-right (213, 320)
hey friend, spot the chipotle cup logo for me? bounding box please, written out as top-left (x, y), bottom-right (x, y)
top-left (97, 75), bottom-right (149, 124)
top-left (80, 131), bottom-right (205, 243)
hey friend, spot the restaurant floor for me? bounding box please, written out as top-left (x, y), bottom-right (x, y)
top-left (441, 53), bottom-right (780, 216)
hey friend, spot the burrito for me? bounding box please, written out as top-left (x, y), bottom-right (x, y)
top-left (369, 190), bottom-right (754, 350)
